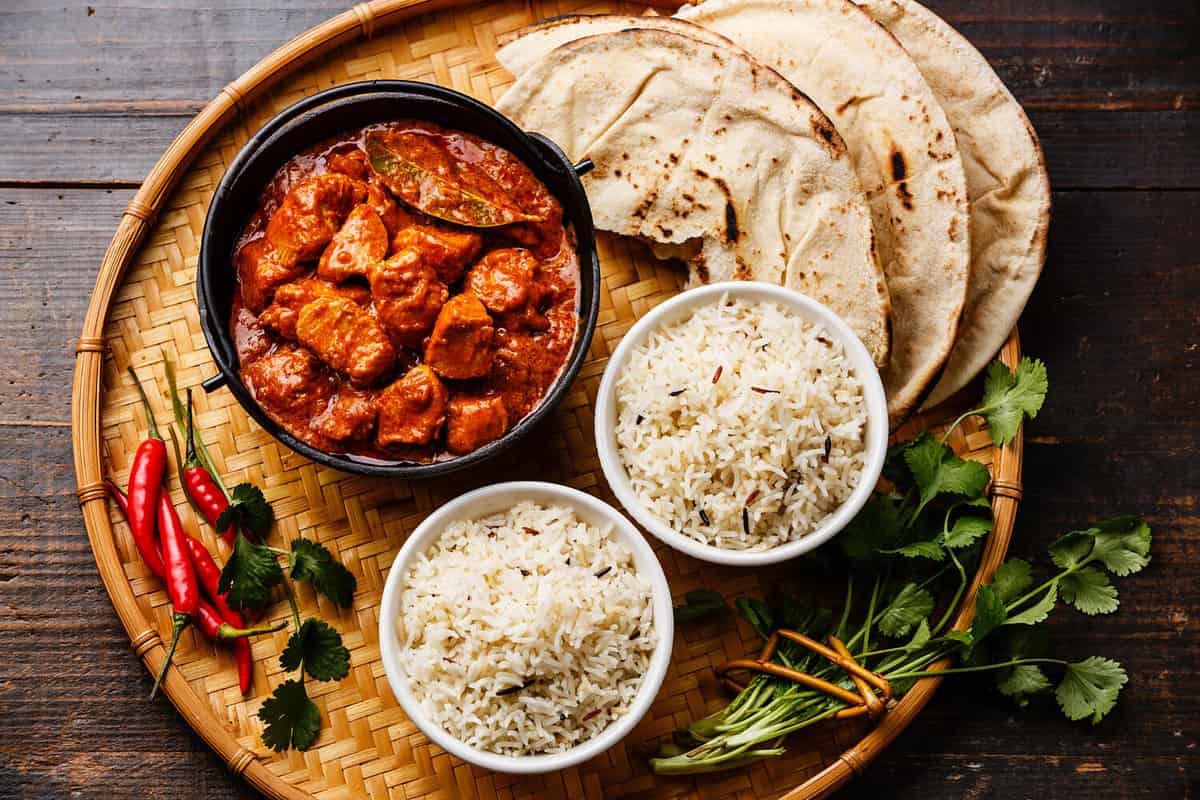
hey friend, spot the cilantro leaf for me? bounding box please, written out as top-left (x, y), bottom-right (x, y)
top-left (1059, 567), bottom-right (1119, 615)
top-left (280, 618), bottom-right (350, 682)
top-left (1055, 657), bottom-right (1127, 724)
top-left (882, 440), bottom-right (916, 486)
top-left (904, 433), bottom-right (991, 515)
top-left (996, 664), bottom-right (1053, 705)
top-left (290, 539), bottom-right (357, 608)
top-left (968, 584), bottom-right (1007, 646)
top-left (215, 482), bottom-right (274, 539)
top-left (904, 618), bottom-right (932, 652)
top-left (736, 596), bottom-right (773, 638)
top-left (1049, 529), bottom-right (1095, 570)
top-left (978, 357), bottom-right (1048, 447)
top-left (674, 590), bottom-right (728, 624)
top-left (1005, 584), bottom-right (1058, 626)
top-left (218, 533), bottom-right (284, 610)
top-left (1088, 516), bottom-right (1152, 576)
top-left (839, 495), bottom-right (904, 561)
top-left (259, 679), bottom-right (321, 751)
top-left (1049, 517), bottom-right (1151, 577)
top-left (990, 559), bottom-right (1034, 604)
top-left (943, 629), bottom-right (973, 648)
top-left (944, 514), bottom-right (993, 550)
top-left (876, 583), bottom-right (934, 638)
top-left (881, 539), bottom-right (945, 561)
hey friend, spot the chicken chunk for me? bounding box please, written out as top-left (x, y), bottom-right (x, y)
top-left (424, 293), bottom-right (495, 380)
top-left (259, 277), bottom-right (370, 340)
top-left (296, 295), bottom-right (395, 386)
top-left (364, 179), bottom-right (409, 237)
top-left (370, 250), bottom-right (448, 347)
top-left (377, 365), bottom-right (448, 447)
top-left (324, 149), bottom-right (409, 236)
top-left (236, 237), bottom-right (305, 312)
top-left (242, 345), bottom-right (334, 419)
top-left (390, 224), bottom-right (483, 284)
top-left (317, 204), bottom-right (388, 283)
top-left (325, 149), bottom-right (371, 181)
top-left (266, 174), bottom-right (362, 263)
top-left (312, 386), bottom-right (378, 442)
top-left (463, 248), bottom-right (537, 314)
top-left (445, 394), bottom-right (508, 455)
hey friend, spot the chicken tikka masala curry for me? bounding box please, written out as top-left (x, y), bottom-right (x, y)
top-left (231, 121), bottom-right (579, 463)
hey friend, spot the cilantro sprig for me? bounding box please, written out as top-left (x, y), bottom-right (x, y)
top-left (215, 483), bottom-right (274, 540)
top-left (652, 357), bottom-right (1150, 775)
top-left (218, 531), bottom-right (358, 752)
top-left (944, 357), bottom-right (1048, 447)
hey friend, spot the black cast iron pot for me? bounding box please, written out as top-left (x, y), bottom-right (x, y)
top-left (197, 80), bottom-right (599, 478)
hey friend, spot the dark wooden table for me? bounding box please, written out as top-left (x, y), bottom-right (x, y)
top-left (1, 2), bottom-right (1197, 798)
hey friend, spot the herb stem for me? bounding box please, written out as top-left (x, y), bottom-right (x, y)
top-left (887, 657), bottom-right (1069, 681)
top-left (1007, 569), bottom-right (1071, 612)
top-left (933, 547), bottom-right (968, 636)
top-left (282, 579), bottom-right (302, 632)
top-left (835, 573), bottom-right (854, 640)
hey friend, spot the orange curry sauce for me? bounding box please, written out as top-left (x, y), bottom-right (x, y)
top-left (230, 121), bottom-right (579, 464)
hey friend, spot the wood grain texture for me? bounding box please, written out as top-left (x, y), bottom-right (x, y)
top-left (0, 1), bottom-right (1197, 798)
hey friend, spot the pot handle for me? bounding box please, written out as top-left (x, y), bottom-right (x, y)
top-left (200, 374), bottom-right (227, 394)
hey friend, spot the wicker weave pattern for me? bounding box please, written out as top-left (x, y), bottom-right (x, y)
top-left (87, 2), bottom-right (1017, 798)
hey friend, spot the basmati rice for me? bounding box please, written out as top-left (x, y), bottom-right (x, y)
top-left (396, 501), bottom-right (656, 755)
top-left (615, 296), bottom-right (867, 550)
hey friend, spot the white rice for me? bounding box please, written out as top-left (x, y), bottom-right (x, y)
top-left (396, 501), bottom-right (656, 755)
top-left (615, 296), bottom-right (867, 550)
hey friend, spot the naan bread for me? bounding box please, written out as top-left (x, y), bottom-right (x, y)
top-left (856, 0), bottom-right (1050, 409)
top-left (496, 24), bottom-right (892, 365)
top-left (676, 0), bottom-right (971, 424)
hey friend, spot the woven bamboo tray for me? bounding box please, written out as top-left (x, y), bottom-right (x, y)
top-left (71, 2), bottom-right (1025, 798)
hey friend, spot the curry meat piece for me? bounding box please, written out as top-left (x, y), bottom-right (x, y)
top-left (325, 149), bottom-right (409, 236)
top-left (445, 394), bottom-right (508, 455)
top-left (424, 293), bottom-right (495, 380)
top-left (325, 149), bottom-right (371, 181)
top-left (259, 277), bottom-right (371, 340)
top-left (363, 179), bottom-right (409, 236)
top-left (462, 248), bottom-right (538, 314)
top-left (236, 237), bottom-right (305, 313)
top-left (296, 295), bottom-right (396, 386)
top-left (377, 365), bottom-right (447, 447)
top-left (266, 173), bottom-right (362, 263)
top-left (317, 204), bottom-right (389, 283)
top-left (370, 250), bottom-right (448, 347)
top-left (242, 345), bottom-right (335, 420)
top-left (312, 385), bottom-right (378, 442)
top-left (390, 224), bottom-right (483, 284)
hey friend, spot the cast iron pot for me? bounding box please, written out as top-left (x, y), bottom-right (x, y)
top-left (197, 80), bottom-right (600, 478)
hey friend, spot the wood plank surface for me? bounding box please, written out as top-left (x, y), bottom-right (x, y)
top-left (0, 1), bottom-right (1196, 799)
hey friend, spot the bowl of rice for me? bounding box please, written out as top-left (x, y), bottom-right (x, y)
top-left (595, 282), bottom-right (888, 566)
top-left (378, 481), bottom-right (673, 774)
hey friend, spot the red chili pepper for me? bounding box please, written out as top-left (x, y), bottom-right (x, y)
top-left (184, 535), bottom-right (244, 627)
top-left (195, 599), bottom-right (283, 642)
top-left (151, 488), bottom-right (201, 700)
top-left (183, 389), bottom-right (235, 543)
top-left (184, 533), bottom-right (256, 694)
top-left (107, 481), bottom-right (163, 580)
top-left (110, 482), bottom-right (276, 695)
top-left (125, 367), bottom-right (168, 577)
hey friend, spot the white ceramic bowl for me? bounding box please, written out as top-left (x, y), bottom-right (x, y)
top-left (594, 282), bottom-right (889, 567)
top-left (377, 481), bottom-right (674, 774)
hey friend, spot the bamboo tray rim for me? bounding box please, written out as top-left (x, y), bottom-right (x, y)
top-left (70, 2), bottom-right (1024, 798)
